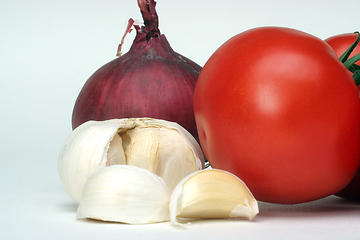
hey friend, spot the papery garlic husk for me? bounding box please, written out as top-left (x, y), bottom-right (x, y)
top-left (58, 118), bottom-right (204, 203)
top-left (169, 169), bottom-right (259, 225)
top-left (76, 165), bottom-right (170, 224)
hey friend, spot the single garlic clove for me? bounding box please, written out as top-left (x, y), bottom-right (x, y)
top-left (120, 119), bottom-right (203, 192)
top-left (169, 169), bottom-right (259, 225)
top-left (76, 165), bottom-right (170, 224)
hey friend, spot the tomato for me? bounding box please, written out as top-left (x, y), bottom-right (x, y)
top-left (325, 32), bottom-right (360, 201)
top-left (193, 27), bottom-right (360, 204)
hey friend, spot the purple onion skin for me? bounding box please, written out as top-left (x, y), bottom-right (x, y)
top-left (71, 6), bottom-right (201, 141)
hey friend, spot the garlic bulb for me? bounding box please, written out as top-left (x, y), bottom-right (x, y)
top-left (169, 169), bottom-right (259, 225)
top-left (76, 165), bottom-right (170, 224)
top-left (58, 118), bottom-right (204, 203)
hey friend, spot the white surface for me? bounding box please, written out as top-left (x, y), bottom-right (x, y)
top-left (1, 0), bottom-right (360, 239)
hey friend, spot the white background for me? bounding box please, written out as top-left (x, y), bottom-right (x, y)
top-left (1, 0), bottom-right (360, 239)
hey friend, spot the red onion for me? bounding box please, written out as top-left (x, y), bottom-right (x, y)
top-left (72, 0), bottom-right (201, 141)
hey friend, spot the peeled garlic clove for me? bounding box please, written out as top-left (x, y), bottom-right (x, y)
top-left (76, 165), bottom-right (170, 224)
top-left (120, 118), bottom-right (204, 192)
top-left (169, 169), bottom-right (259, 225)
top-left (58, 118), bottom-right (204, 203)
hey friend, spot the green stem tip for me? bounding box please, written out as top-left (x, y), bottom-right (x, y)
top-left (339, 32), bottom-right (360, 85)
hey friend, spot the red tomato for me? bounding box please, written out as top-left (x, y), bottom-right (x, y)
top-left (194, 27), bottom-right (360, 204)
top-left (325, 32), bottom-right (360, 201)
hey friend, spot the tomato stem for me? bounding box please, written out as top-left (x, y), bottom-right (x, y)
top-left (353, 71), bottom-right (360, 86)
top-left (344, 55), bottom-right (360, 70)
top-left (339, 32), bottom-right (360, 85)
top-left (339, 32), bottom-right (359, 63)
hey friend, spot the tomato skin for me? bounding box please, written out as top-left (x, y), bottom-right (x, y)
top-left (194, 27), bottom-right (360, 204)
top-left (325, 33), bottom-right (360, 201)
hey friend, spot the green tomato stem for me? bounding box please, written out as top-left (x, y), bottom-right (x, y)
top-left (338, 32), bottom-right (360, 85)
top-left (344, 55), bottom-right (360, 70)
top-left (353, 71), bottom-right (360, 86)
top-left (339, 31), bottom-right (359, 63)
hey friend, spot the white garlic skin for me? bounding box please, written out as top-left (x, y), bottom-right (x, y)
top-left (58, 119), bottom-right (127, 203)
top-left (76, 165), bottom-right (170, 224)
top-left (58, 118), bottom-right (205, 203)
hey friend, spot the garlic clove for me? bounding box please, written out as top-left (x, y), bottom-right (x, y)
top-left (76, 165), bottom-right (170, 224)
top-left (169, 169), bottom-right (259, 225)
top-left (120, 118), bottom-right (203, 192)
top-left (58, 118), bottom-right (204, 203)
top-left (120, 127), bottom-right (159, 172)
